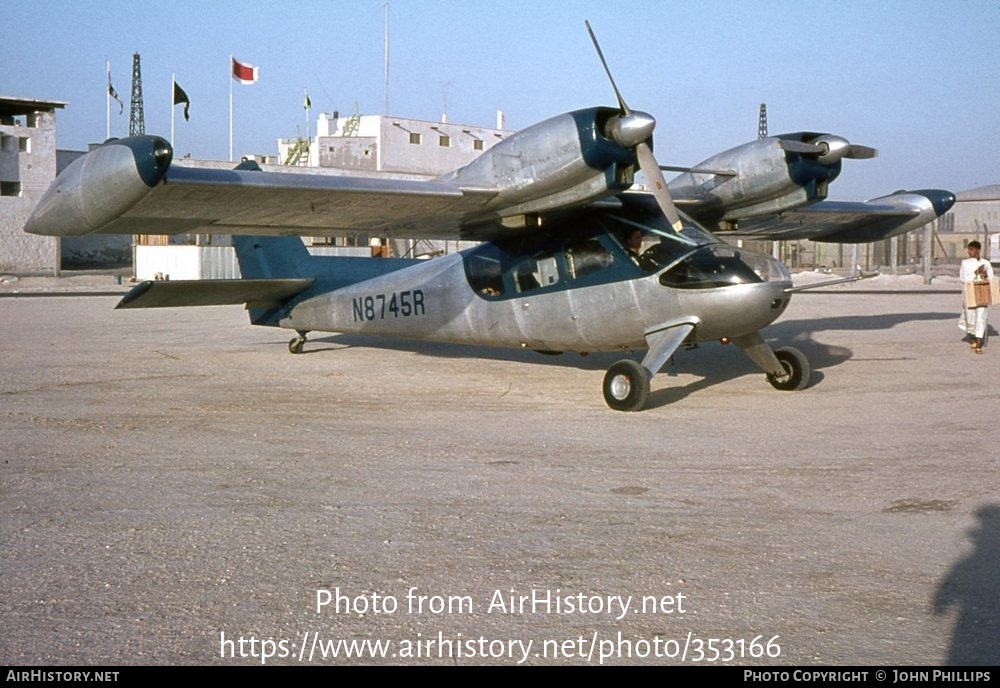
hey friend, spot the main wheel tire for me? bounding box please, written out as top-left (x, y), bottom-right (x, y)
top-left (767, 346), bottom-right (810, 391)
top-left (603, 360), bottom-right (650, 412)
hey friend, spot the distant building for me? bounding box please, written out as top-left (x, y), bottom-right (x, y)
top-left (275, 111), bottom-right (512, 258)
top-left (278, 111), bottom-right (510, 177)
top-left (936, 185), bottom-right (1000, 261)
top-left (0, 96), bottom-right (65, 271)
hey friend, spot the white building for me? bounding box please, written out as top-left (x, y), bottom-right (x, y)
top-left (279, 110), bottom-right (510, 177)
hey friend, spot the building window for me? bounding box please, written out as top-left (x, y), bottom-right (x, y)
top-left (1, 182), bottom-right (22, 197)
top-left (19, 137), bottom-right (30, 154)
top-left (409, 132), bottom-right (421, 145)
top-left (438, 135), bottom-right (450, 148)
top-left (473, 139), bottom-right (484, 151)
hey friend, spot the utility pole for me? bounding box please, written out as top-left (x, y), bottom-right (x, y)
top-left (757, 103), bottom-right (768, 139)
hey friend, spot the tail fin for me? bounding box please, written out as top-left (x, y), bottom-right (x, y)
top-left (233, 236), bottom-right (314, 279)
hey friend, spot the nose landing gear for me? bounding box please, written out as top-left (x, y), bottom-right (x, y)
top-left (766, 346), bottom-right (810, 391)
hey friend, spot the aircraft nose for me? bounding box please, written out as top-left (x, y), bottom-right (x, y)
top-left (24, 135), bottom-right (172, 236)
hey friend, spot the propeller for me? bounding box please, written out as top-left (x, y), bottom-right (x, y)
top-left (778, 135), bottom-right (877, 164)
top-left (585, 21), bottom-right (684, 232)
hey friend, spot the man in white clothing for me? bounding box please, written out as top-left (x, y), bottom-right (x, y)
top-left (959, 240), bottom-right (994, 353)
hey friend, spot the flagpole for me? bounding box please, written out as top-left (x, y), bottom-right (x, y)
top-left (384, 2), bottom-right (390, 115)
top-left (229, 55), bottom-right (233, 162)
top-left (106, 61), bottom-right (111, 140)
top-left (171, 74), bottom-right (176, 147)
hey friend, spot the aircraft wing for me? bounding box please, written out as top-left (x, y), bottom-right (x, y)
top-left (113, 165), bottom-right (497, 238)
top-left (707, 190), bottom-right (956, 243)
top-left (24, 137), bottom-right (500, 241)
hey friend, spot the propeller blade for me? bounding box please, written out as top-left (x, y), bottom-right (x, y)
top-left (778, 140), bottom-right (823, 154)
top-left (636, 142), bottom-right (684, 232)
top-left (585, 20), bottom-right (630, 115)
top-left (585, 21), bottom-right (679, 231)
top-left (779, 138), bottom-right (878, 160)
top-left (845, 145), bottom-right (878, 159)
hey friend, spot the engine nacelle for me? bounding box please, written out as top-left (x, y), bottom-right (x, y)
top-left (666, 131), bottom-right (877, 224)
top-left (446, 107), bottom-right (637, 220)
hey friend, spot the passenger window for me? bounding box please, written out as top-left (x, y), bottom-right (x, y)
top-left (466, 245), bottom-right (505, 297)
top-left (565, 239), bottom-right (613, 279)
top-left (511, 251), bottom-right (560, 293)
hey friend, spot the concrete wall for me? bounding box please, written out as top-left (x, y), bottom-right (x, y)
top-left (0, 107), bottom-right (59, 271)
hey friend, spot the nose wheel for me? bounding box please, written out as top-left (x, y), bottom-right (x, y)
top-left (288, 331), bottom-right (309, 354)
top-left (766, 346), bottom-right (810, 391)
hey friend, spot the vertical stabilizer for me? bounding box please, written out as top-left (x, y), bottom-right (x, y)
top-left (233, 236), bottom-right (314, 279)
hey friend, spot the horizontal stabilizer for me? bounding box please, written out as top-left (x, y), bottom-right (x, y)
top-left (116, 278), bottom-right (315, 309)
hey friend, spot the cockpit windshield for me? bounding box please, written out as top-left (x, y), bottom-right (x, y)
top-left (603, 203), bottom-right (719, 274)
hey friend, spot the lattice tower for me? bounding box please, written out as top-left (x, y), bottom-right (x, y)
top-left (129, 53), bottom-right (145, 136)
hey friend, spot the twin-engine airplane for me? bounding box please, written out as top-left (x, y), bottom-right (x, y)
top-left (25, 24), bottom-right (955, 411)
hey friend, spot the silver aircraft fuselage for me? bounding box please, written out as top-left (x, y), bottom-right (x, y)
top-left (278, 221), bottom-right (792, 353)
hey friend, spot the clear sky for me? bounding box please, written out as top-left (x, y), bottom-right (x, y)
top-left (3, 0), bottom-right (998, 200)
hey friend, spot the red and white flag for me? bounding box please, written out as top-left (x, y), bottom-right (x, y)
top-left (231, 57), bottom-right (259, 84)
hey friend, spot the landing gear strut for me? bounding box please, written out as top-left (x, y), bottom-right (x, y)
top-left (288, 331), bottom-right (309, 354)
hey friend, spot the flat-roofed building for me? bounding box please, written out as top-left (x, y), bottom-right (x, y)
top-left (0, 97), bottom-right (65, 271)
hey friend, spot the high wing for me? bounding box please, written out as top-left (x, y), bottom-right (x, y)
top-left (700, 189), bottom-right (955, 244)
top-left (90, 164), bottom-right (488, 239)
top-left (710, 190), bottom-right (956, 243)
top-left (24, 101), bottom-right (676, 242)
top-left (24, 136), bottom-right (493, 240)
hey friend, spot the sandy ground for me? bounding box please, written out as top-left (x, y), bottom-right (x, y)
top-left (0, 286), bottom-right (997, 666)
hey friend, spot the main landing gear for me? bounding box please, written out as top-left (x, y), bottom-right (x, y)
top-left (288, 330), bottom-right (309, 354)
top-left (603, 360), bottom-right (650, 412)
top-left (603, 319), bottom-right (695, 412)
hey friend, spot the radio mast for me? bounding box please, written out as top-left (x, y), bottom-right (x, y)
top-left (129, 53), bottom-right (145, 136)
